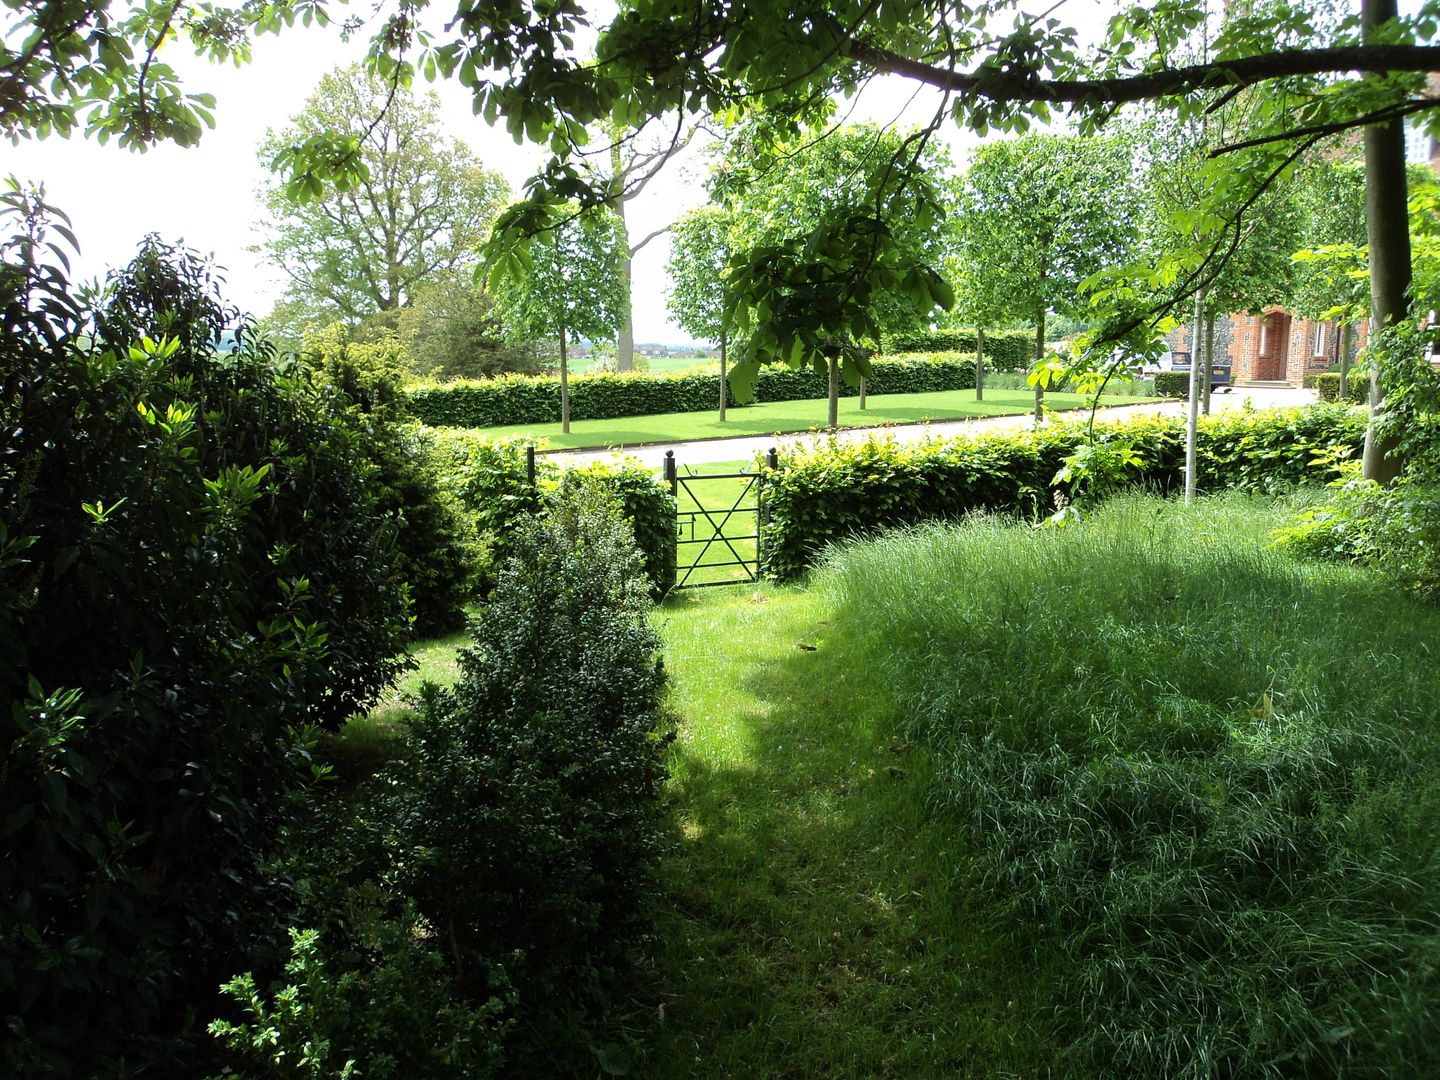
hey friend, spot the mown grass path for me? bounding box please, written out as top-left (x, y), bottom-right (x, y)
top-left (635, 586), bottom-right (1052, 1078)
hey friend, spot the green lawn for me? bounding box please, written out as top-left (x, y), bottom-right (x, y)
top-left (474, 386), bottom-right (1154, 451)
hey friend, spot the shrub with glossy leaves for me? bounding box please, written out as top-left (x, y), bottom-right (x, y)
top-left (0, 196), bottom-right (411, 1074)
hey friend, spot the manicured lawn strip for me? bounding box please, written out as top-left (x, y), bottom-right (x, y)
top-left (814, 491), bottom-right (1440, 1075)
top-left (635, 585), bottom-right (1055, 1077)
top-left (472, 387), bottom-right (1154, 451)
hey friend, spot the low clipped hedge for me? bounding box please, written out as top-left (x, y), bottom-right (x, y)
top-left (408, 354), bottom-right (978, 428)
top-left (1153, 371), bottom-right (1191, 397)
top-left (427, 430), bottom-right (677, 597)
top-left (881, 327), bottom-right (1034, 371)
top-left (1312, 370), bottom-right (1370, 402)
top-left (761, 405), bottom-right (1368, 580)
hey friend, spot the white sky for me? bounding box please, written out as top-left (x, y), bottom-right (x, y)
top-left (2, 18), bottom-right (998, 345)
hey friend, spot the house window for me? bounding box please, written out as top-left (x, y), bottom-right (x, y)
top-left (1313, 320), bottom-right (1328, 357)
top-left (1258, 319), bottom-right (1269, 355)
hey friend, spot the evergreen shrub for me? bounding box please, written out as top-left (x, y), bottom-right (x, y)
top-left (0, 205), bottom-right (412, 1073)
top-left (1153, 371), bottom-right (1190, 396)
top-left (383, 487), bottom-right (672, 1009)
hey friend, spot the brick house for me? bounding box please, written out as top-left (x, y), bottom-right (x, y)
top-left (1170, 312), bottom-right (1367, 387)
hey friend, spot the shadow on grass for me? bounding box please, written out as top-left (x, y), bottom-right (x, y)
top-left (632, 589), bottom-right (1058, 1078)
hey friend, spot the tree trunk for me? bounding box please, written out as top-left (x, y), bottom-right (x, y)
top-left (718, 328), bottom-right (728, 421)
top-left (976, 325), bottom-right (985, 401)
top-left (611, 141), bottom-right (636, 372)
top-left (1033, 310), bottom-right (1045, 424)
top-left (1339, 322), bottom-right (1353, 402)
top-left (1201, 312), bottom-right (1215, 415)
top-left (859, 376), bottom-right (868, 410)
top-left (827, 353), bottom-right (840, 430)
top-left (1360, 0), bottom-right (1411, 485)
top-left (1185, 286), bottom-right (1206, 505)
top-left (559, 325), bottom-right (571, 434)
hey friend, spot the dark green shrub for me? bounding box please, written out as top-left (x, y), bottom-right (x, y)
top-left (0, 201), bottom-right (411, 1074)
top-left (1152, 370), bottom-right (1190, 396)
top-left (430, 431), bottom-right (677, 598)
top-left (304, 328), bottom-right (477, 637)
top-left (761, 406), bottom-right (1366, 580)
top-left (382, 487), bottom-right (671, 1011)
top-left (557, 461), bottom-right (678, 598)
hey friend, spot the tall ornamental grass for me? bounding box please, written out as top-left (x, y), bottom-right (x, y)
top-left (816, 492), bottom-right (1440, 1077)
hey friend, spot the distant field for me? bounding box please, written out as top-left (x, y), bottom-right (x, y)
top-left (472, 386), bottom-right (1155, 451)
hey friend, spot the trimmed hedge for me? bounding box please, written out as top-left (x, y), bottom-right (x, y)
top-left (407, 354), bottom-right (978, 428)
top-left (427, 430), bottom-right (677, 597)
top-left (1153, 371), bottom-right (1191, 397)
top-left (760, 405), bottom-right (1368, 580)
top-left (881, 327), bottom-right (1034, 371)
top-left (1313, 370), bottom-right (1371, 402)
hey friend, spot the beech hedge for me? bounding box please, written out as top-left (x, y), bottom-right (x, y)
top-left (1153, 371), bottom-right (1191, 397)
top-left (407, 353), bottom-right (978, 428)
top-left (760, 405), bottom-right (1368, 580)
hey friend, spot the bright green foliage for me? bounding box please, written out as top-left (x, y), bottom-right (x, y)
top-left (383, 487), bottom-right (672, 1030)
top-left (257, 66), bottom-right (510, 337)
top-left (761, 406), bottom-right (1367, 579)
top-left (819, 493), bottom-right (1440, 1075)
top-left (210, 920), bottom-right (513, 1080)
top-left (955, 134), bottom-right (1142, 348)
top-left (407, 354), bottom-right (978, 427)
top-left (710, 122), bottom-right (954, 400)
top-left (881, 326), bottom-right (1034, 370)
top-left (0, 196), bottom-right (412, 1074)
top-left (490, 204), bottom-right (627, 350)
top-left (1289, 158), bottom-right (1370, 320)
top-left (666, 207), bottom-right (732, 345)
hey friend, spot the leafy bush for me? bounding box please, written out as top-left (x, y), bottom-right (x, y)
top-left (381, 487), bottom-right (672, 1012)
top-left (880, 326), bottom-right (1034, 370)
top-left (1152, 370), bottom-right (1190, 396)
top-left (210, 915), bottom-right (513, 1080)
top-left (557, 461), bottom-right (678, 598)
top-left (0, 199), bottom-right (412, 1074)
top-left (303, 327), bottom-right (478, 636)
top-left (1312, 369), bottom-right (1371, 402)
top-left (406, 354), bottom-right (978, 428)
top-left (430, 431), bottom-right (676, 597)
top-left (761, 406), bottom-right (1367, 580)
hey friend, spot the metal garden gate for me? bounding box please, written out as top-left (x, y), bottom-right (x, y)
top-left (664, 448), bottom-right (777, 589)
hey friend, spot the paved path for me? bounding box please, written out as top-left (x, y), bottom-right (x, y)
top-left (552, 386), bottom-right (1320, 471)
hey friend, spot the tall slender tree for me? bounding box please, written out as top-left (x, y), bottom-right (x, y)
top-left (667, 206), bottom-right (734, 419)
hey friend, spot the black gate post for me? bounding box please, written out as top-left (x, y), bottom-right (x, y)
top-left (526, 444), bottom-right (536, 487)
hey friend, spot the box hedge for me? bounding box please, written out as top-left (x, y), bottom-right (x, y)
top-left (1312, 370), bottom-right (1371, 402)
top-left (407, 354), bottom-right (978, 428)
top-left (760, 405), bottom-right (1368, 581)
top-left (1153, 371), bottom-right (1191, 397)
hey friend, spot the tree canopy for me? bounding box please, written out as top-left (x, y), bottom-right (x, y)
top-left (255, 64), bottom-right (509, 337)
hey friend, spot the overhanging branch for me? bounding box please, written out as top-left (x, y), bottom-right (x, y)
top-left (845, 41), bottom-right (1440, 105)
